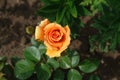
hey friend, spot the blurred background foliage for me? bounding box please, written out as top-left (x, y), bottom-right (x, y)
top-left (37, 0), bottom-right (120, 52)
top-left (89, 0), bottom-right (120, 52)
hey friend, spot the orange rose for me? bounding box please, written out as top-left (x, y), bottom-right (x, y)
top-left (35, 19), bottom-right (50, 41)
top-left (35, 19), bottom-right (71, 58)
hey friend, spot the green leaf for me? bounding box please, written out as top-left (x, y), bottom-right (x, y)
top-left (67, 69), bottom-right (82, 80)
top-left (117, 33), bottom-right (120, 45)
top-left (24, 46), bottom-right (41, 63)
top-left (31, 37), bottom-right (41, 47)
top-left (41, 0), bottom-right (51, 5)
top-left (36, 63), bottom-right (51, 80)
top-left (0, 56), bottom-right (6, 62)
top-left (11, 56), bottom-right (21, 67)
top-left (69, 4), bottom-right (77, 18)
top-left (36, 11), bottom-right (56, 21)
top-left (82, 7), bottom-right (91, 15)
top-left (38, 44), bottom-right (46, 55)
top-left (70, 51), bottom-right (80, 67)
top-left (56, 7), bottom-right (67, 23)
top-left (61, 16), bottom-right (68, 26)
top-left (0, 62), bottom-right (4, 71)
top-left (79, 20), bottom-right (85, 28)
top-left (89, 75), bottom-right (100, 80)
top-left (38, 4), bottom-right (58, 13)
top-left (0, 56), bottom-right (6, 71)
top-left (0, 77), bottom-right (7, 80)
top-left (106, 0), bottom-right (120, 11)
top-left (47, 58), bottom-right (59, 70)
top-left (66, 11), bottom-right (71, 22)
top-left (41, 0), bottom-right (60, 5)
top-left (53, 69), bottom-right (65, 80)
top-left (2, 64), bottom-right (16, 79)
top-left (59, 56), bottom-right (71, 69)
top-left (15, 60), bottom-right (35, 80)
top-left (79, 58), bottom-right (100, 73)
top-left (80, 0), bottom-right (92, 6)
top-left (79, 6), bottom-right (91, 16)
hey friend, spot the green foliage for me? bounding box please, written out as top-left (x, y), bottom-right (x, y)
top-left (35, 63), bottom-right (51, 80)
top-left (0, 62), bottom-right (4, 71)
top-left (38, 0), bottom-right (84, 25)
top-left (67, 69), bottom-right (82, 80)
top-left (89, 74), bottom-right (100, 80)
top-left (0, 57), bottom-right (6, 71)
top-left (80, 0), bottom-right (107, 15)
top-left (89, 0), bottom-right (120, 52)
top-left (79, 58), bottom-right (100, 73)
top-left (14, 60), bottom-right (35, 80)
top-left (69, 51), bottom-right (80, 67)
top-left (2, 64), bottom-right (16, 80)
top-left (0, 56), bottom-right (18, 80)
top-left (31, 37), bottom-right (41, 47)
top-left (53, 69), bottom-right (65, 80)
top-left (10, 56), bottom-right (21, 67)
top-left (0, 39), bottom-right (100, 80)
top-left (0, 57), bottom-right (7, 80)
top-left (14, 40), bottom-right (100, 80)
top-left (38, 43), bottom-right (46, 55)
top-left (59, 56), bottom-right (71, 69)
top-left (47, 58), bottom-right (59, 70)
top-left (24, 46), bottom-right (41, 63)
top-left (59, 50), bottom-right (80, 69)
top-left (37, 0), bottom-right (91, 39)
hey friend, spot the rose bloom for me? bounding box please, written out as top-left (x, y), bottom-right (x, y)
top-left (35, 19), bottom-right (71, 58)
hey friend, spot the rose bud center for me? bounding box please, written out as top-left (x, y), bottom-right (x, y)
top-left (51, 30), bottom-right (63, 42)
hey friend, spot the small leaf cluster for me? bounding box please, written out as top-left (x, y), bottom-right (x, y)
top-left (89, 0), bottom-right (120, 52)
top-left (13, 38), bottom-right (100, 80)
top-left (37, 0), bottom-right (90, 24)
top-left (0, 56), bottom-right (21, 80)
top-left (37, 0), bottom-right (91, 39)
top-left (80, 0), bottom-right (107, 15)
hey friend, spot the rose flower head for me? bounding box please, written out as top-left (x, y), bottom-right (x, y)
top-left (35, 19), bottom-right (71, 58)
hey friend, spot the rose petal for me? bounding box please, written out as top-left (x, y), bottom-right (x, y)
top-left (51, 30), bottom-right (62, 41)
top-left (44, 23), bottom-right (65, 49)
top-left (39, 19), bottom-right (50, 27)
top-left (35, 26), bottom-right (44, 41)
top-left (64, 25), bottom-right (70, 36)
top-left (46, 49), bottom-right (61, 58)
top-left (45, 25), bottom-right (71, 58)
top-left (35, 19), bottom-right (50, 41)
top-left (59, 25), bottom-right (71, 53)
top-left (44, 23), bottom-right (65, 33)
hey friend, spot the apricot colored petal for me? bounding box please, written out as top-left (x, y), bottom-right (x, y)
top-left (46, 49), bottom-right (61, 58)
top-left (44, 23), bottom-right (63, 33)
top-left (64, 25), bottom-right (70, 36)
top-left (35, 26), bottom-right (44, 41)
top-left (44, 23), bottom-right (65, 48)
top-left (39, 19), bottom-right (50, 27)
top-left (35, 19), bottom-right (50, 41)
top-left (46, 25), bottom-right (71, 58)
top-left (60, 25), bottom-right (71, 52)
top-left (44, 40), bottom-right (54, 50)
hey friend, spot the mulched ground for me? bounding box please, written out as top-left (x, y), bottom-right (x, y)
top-left (0, 0), bottom-right (42, 59)
top-left (0, 0), bottom-right (120, 80)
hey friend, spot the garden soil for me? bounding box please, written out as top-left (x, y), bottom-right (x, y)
top-left (0, 0), bottom-right (120, 80)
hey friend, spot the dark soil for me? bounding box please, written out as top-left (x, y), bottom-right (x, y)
top-left (0, 0), bottom-right (120, 80)
top-left (0, 0), bottom-right (42, 59)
